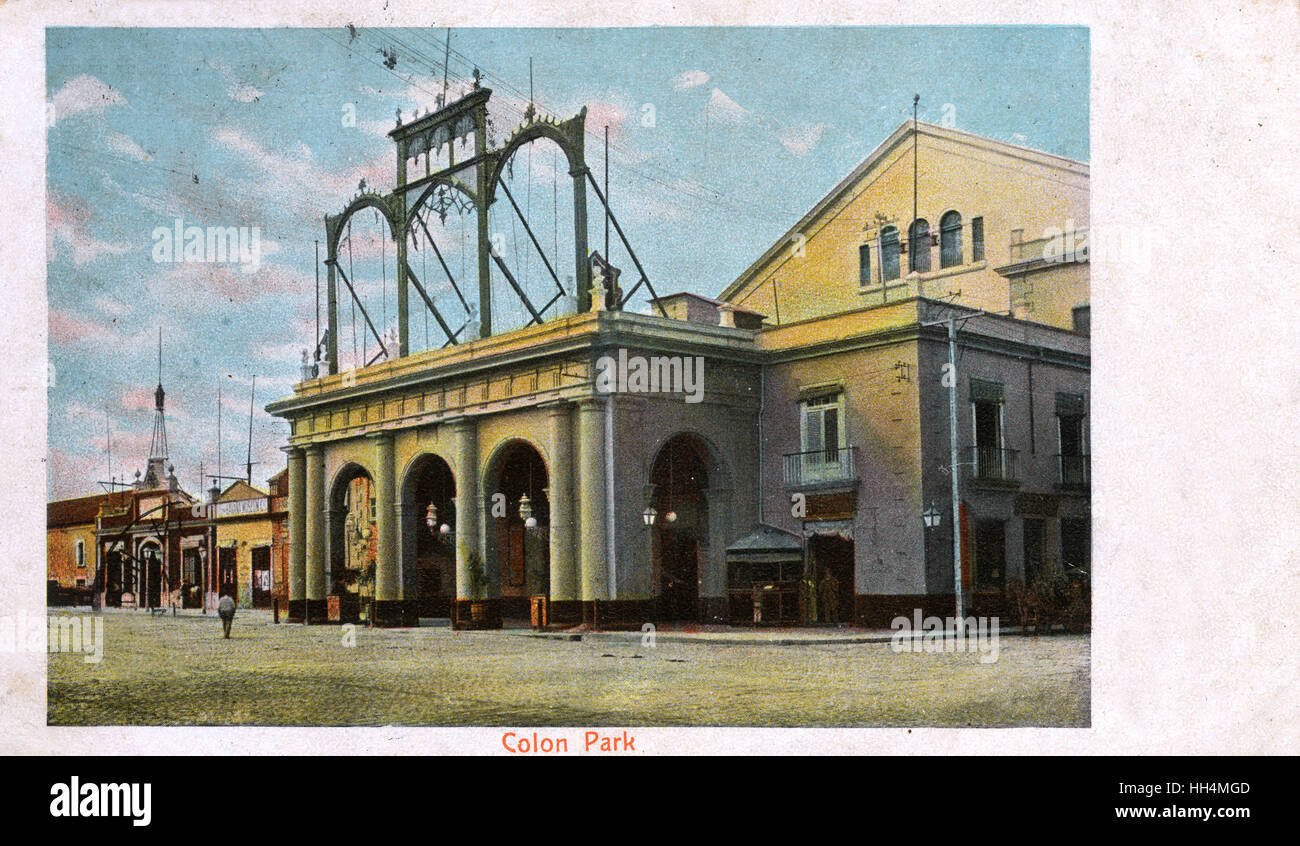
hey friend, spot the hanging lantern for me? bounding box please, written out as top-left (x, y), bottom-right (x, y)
top-left (425, 503), bottom-right (438, 532)
top-left (439, 522), bottom-right (452, 534)
top-left (519, 493), bottom-right (537, 528)
top-left (642, 505), bottom-right (657, 526)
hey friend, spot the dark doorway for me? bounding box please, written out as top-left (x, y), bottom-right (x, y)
top-left (650, 434), bottom-right (711, 621)
top-left (658, 530), bottom-right (699, 620)
top-left (489, 442), bottom-right (550, 617)
top-left (974, 519), bottom-right (1006, 591)
top-left (218, 547), bottom-right (238, 602)
top-left (122, 548), bottom-right (139, 596)
top-left (808, 534), bottom-right (855, 624)
top-left (105, 549), bottom-right (123, 606)
top-left (251, 546), bottom-right (271, 608)
top-left (146, 549), bottom-right (162, 608)
top-left (405, 454), bottom-right (456, 617)
top-left (1023, 518), bottom-right (1045, 586)
top-left (1060, 518), bottom-right (1090, 581)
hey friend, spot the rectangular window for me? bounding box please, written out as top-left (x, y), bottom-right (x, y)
top-left (797, 392), bottom-right (848, 483)
top-left (1057, 394), bottom-right (1088, 486)
top-left (858, 243), bottom-right (871, 287)
top-left (801, 393), bottom-right (843, 461)
top-left (1059, 414), bottom-right (1085, 457)
top-left (75, 540), bottom-right (85, 568)
top-left (970, 379), bottom-right (1006, 480)
top-left (971, 216), bottom-right (985, 262)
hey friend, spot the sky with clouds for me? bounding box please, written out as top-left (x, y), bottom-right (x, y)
top-left (46, 26), bottom-right (1088, 501)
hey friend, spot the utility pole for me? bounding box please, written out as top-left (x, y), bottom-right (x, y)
top-left (946, 315), bottom-right (963, 621)
top-left (245, 376), bottom-right (256, 485)
top-left (922, 305), bottom-right (985, 621)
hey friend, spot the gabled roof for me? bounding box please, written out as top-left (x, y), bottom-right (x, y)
top-left (217, 480), bottom-right (267, 502)
top-left (719, 120), bottom-right (1089, 302)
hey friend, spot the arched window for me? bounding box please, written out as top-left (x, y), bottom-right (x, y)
top-left (940, 210), bottom-right (963, 268)
top-left (880, 226), bottom-right (900, 281)
top-left (909, 219), bottom-right (931, 273)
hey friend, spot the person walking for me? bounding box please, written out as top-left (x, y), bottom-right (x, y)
top-left (218, 593), bottom-right (236, 639)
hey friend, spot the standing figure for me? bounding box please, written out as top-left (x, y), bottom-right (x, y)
top-left (818, 568), bottom-right (840, 625)
top-left (218, 593), bottom-right (236, 639)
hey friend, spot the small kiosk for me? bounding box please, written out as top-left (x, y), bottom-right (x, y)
top-left (725, 524), bottom-right (805, 626)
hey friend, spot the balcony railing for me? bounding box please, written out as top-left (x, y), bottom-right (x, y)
top-left (783, 445), bottom-right (857, 486)
top-left (1057, 454), bottom-right (1090, 487)
top-left (967, 446), bottom-right (1018, 483)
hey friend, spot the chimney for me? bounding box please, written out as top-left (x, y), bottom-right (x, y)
top-left (718, 303), bottom-right (736, 328)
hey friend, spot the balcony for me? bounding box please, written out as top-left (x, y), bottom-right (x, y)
top-left (783, 445), bottom-right (857, 488)
top-left (1057, 454), bottom-right (1090, 488)
top-left (966, 446), bottom-right (1019, 485)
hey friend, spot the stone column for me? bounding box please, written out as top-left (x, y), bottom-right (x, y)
top-left (576, 398), bottom-right (608, 616)
top-left (546, 402), bottom-right (578, 622)
top-left (371, 431), bottom-right (402, 626)
top-left (452, 418), bottom-right (481, 616)
top-left (304, 444), bottom-right (327, 623)
top-left (287, 447), bottom-right (307, 622)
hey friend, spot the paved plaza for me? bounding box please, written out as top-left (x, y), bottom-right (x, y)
top-left (47, 609), bottom-right (1089, 727)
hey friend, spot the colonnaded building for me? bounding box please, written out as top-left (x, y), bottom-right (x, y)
top-left (267, 84), bottom-right (1089, 629)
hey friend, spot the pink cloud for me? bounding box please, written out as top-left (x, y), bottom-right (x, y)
top-left (47, 193), bottom-right (132, 265)
top-left (49, 307), bottom-right (113, 344)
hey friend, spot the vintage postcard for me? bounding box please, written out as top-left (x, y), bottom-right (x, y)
top-left (5, 0), bottom-right (1291, 778)
top-left (38, 23), bottom-right (1093, 733)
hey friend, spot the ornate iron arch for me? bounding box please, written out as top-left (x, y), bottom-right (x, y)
top-left (484, 109), bottom-right (588, 206)
top-left (326, 191), bottom-right (401, 262)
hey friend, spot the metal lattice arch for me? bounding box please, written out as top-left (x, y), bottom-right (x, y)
top-left (315, 84), bottom-right (663, 376)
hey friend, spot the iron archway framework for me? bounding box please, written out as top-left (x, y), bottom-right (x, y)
top-left (319, 82), bottom-right (667, 376)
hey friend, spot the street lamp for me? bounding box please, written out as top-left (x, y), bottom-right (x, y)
top-left (922, 503), bottom-right (942, 528)
top-left (426, 503), bottom-right (452, 535)
top-left (519, 493), bottom-right (538, 529)
top-left (642, 505), bottom-right (657, 526)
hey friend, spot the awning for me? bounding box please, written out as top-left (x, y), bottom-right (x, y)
top-left (726, 524), bottom-right (804, 563)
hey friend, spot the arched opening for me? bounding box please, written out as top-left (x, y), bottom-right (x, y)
top-left (880, 225), bottom-right (901, 281)
top-left (650, 433), bottom-right (710, 621)
top-left (332, 205), bottom-right (401, 371)
top-left (138, 541), bottom-right (161, 609)
top-left (402, 453), bottom-right (457, 617)
top-left (940, 210), bottom-right (963, 268)
top-left (103, 545), bottom-right (124, 607)
top-left (486, 441), bottom-right (550, 619)
top-left (328, 464), bottom-right (376, 623)
top-left (909, 218), bottom-right (932, 273)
